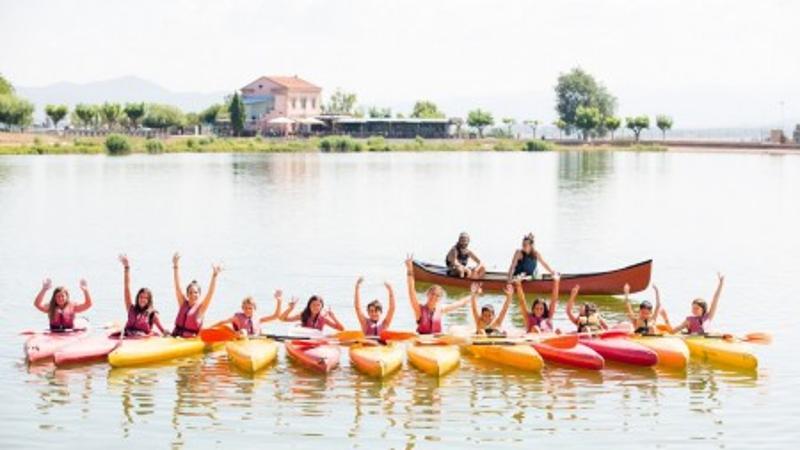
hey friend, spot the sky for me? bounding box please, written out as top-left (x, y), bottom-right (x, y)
top-left (1, 0), bottom-right (798, 128)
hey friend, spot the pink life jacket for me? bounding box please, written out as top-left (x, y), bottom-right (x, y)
top-left (363, 319), bottom-right (383, 337)
top-left (172, 301), bottom-right (203, 337)
top-left (125, 306), bottom-right (154, 335)
top-left (416, 305), bottom-right (442, 335)
top-left (49, 304), bottom-right (76, 331)
top-left (232, 312), bottom-right (260, 336)
top-left (527, 313), bottom-right (552, 333)
top-left (685, 314), bottom-right (709, 335)
top-left (302, 314), bottom-right (325, 331)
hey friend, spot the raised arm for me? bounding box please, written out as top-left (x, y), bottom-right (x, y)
top-left (324, 308), bottom-right (345, 331)
top-left (151, 313), bottom-right (167, 336)
top-left (280, 297), bottom-right (301, 322)
top-left (172, 252), bottom-right (186, 307)
top-left (442, 282), bottom-right (479, 314)
top-left (706, 273), bottom-right (724, 321)
top-left (34, 278), bottom-right (52, 313)
top-left (536, 250), bottom-right (555, 275)
top-left (548, 273), bottom-right (560, 320)
top-left (197, 264), bottom-right (222, 317)
top-left (405, 255), bottom-right (422, 319)
top-left (652, 285), bottom-right (662, 319)
top-left (73, 279), bottom-right (93, 313)
top-left (207, 316), bottom-right (235, 330)
top-left (260, 290), bottom-right (283, 323)
top-left (353, 277), bottom-right (367, 330)
top-left (493, 284), bottom-right (513, 327)
top-left (514, 278), bottom-right (531, 330)
top-left (565, 284), bottom-right (581, 325)
top-left (507, 250), bottom-right (521, 280)
top-left (469, 284), bottom-right (481, 326)
top-left (382, 281), bottom-right (396, 329)
top-left (120, 254), bottom-right (132, 311)
top-left (623, 283), bottom-right (636, 321)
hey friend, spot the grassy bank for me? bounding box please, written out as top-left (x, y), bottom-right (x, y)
top-left (0, 133), bottom-right (667, 155)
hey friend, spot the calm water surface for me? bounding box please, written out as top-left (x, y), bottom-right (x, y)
top-left (0, 151), bottom-right (798, 449)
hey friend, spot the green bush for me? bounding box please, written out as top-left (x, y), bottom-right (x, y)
top-left (104, 134), bottom-right (131, 155)
top-left (198, 136), bottom-right (214, 145)
top-left (524, 139), bottom-right (554, 152)
top-left (145, 139), bottom-right (164, 154)
top-left (320, 135), bottom-right (361, 152)
top-left (493, 140), bottom-right (518, 151)
top-left (366, 136), bottom-right (389, 152)
top-left (415, 135), bottom-right (425, 147)
top-left (186, 138), bottom-right (197, 148)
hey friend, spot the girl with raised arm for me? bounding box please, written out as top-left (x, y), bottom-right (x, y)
top-left (280, 294), bottom-right (345, 332)
top-left (623, 283), bottom-right (661, 335)
top-left (516, 273), bottom-right (560, 334)
top-left (354, 277), bottom-right (396, 337)
top-left (565, 285), bottom-right (608, 333)
top-left (470, 282), bottom-right (511, 336)
top-left (406, 255), bottom-right (472, 335)
top-left (34, 278), bottom-right (93, 331)
top-left (661, 273), bottom-right (724, 335)
top-left (171, 252), bottom-right (222, 338)
top-left (209, 291), bottom-right (283, 336)
top-left (119, 254), bottom-right (166, 336)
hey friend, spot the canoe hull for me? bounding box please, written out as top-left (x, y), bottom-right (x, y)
top-left (533, 342), bottom-right (604, 370)
top-left (407, 343), bottom-right (460, 376)
top-left (412, 259), bottom-right (652, 295)
top-left (349, 343), bottom-right (404, 377)
top-left (24, 331), bottom-right (88, 364)
top-left (466, 343), bottom-right (544, 372)
top-left (685, 336), bottom-right (758, 370)
top-left (285, 341), bottom-right (340, 373)
top-left (226, 339), bottom-right (278, 373)
top-left (54, 335), bottom-right (124, 366)
top-left (108, 337), bottom-right (219, 367)
top-left (580, 337), bottom-right (658, 366)
top-left (632, 335), bottom-right (689, 369)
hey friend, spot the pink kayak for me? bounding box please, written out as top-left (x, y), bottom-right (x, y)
top-left (579, 336), bottom-right (658, 366)
top-left (54, 334), bottom-right (138, 366)
top-left (24, 330), bottom-right (88, 364)
top-left (285, 340), bottom-right (341, 373)
top-left (533, 342), bottom-right (605, 370)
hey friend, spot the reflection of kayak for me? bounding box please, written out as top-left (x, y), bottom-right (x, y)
top-left (580, 336), bottom-right (658, 366)
top-left (54, 334), bottom-right (127, 366)
top-left (108, 337), bottom-right (220, 367)
top-left (533, 342), bottom-right (604, 370)
top-left (407, 343), bottom-right (460, 376)
top-left (285, 340), bottom-right (340, 373)
top-left (466, 342), bottom-right (544, 372)
top-left (631, 335), bottom-right (689, 369)
top-left (24, 330), bottom-right (88, 364)
top-left (684, 336), bottom-right (758, 370)
top-left (226, 339), bottom-right (278, 373)
top-left (349, 343), bottom-right (404, 377)
top-left (411, 259), bottom-right (652, 295)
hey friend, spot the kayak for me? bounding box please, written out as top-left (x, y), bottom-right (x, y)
top-left (407, 343), bottom-right (460, 376)
top-left (684, 336), bottom-right (758, 370)
top-left (631, 335), bottom-right (689, 369)
top-left (24, 330), bottom-right (88, 364)
top-left (411, 259), bottom-right (652, 295)
top-left (108, 337), bottom-right (220, 367)
top-left (226, 339), bottom-right (278, 373)
top-left (285, 340), bottom-right (340, 373)
top-left (533, 342), bottom-right (604, 370)
top-left (466, 342), bottom-right (544, 372)
top-left (54, 334), bottom-right (125, 367)
top-left (580, 336), bottom-right (658, 366)
top-left (349, 343), bottom-right (404, 377)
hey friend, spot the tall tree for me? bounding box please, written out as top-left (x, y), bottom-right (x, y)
top-left (604, 116), bottom-right (621, 140)
top-left (553, 119), bottom-right (567, 139)
top-left (575, 106), bottom-right (602, 141)
top-left (411, 100), bottom-right (445, 119)
top-left (73, 103), bottom-right (98, 128)
top-left (45, 104), bottom-right (68, 129)
top-left (0, 95), bottom-right (34, 128)
top-left (467, 109), bottom-right (494, 138)
top-left (0, 73), bottom-right (14, 95)
top-left (656, 114), bottom-right (673, 140)
top-left (368, 106), bottom-right (392, 118)
top-left (501, 117), bottom-right (516, 137)
top-left (200, 104), bottom-right (222, 124)
top-left (228, 92), bottom-right (244, 137)
top-left (142, 104), bottom-right (185, 129)
top-left (99, 102), bottom-right (122, 129)
top-left (523, 119), bottom-right (540, 139)
top-left (123, 102), bottom-right (146, 129)
top-left (555, 67), bottom-right (617, 135)
top-left (625, 115), bottom-right (650, 142)
top-left (324, 88), bottom-right (357, 114)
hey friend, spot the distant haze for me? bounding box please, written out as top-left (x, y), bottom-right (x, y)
top-left (2, 0), bottom-right (798, 129)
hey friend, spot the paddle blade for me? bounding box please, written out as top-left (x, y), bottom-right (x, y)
top-left (743, 332), bottom-right (772, 344)
top-left (539, 334), bottom-right (578, 349)
top-left (200, 326), bottom-right (238, 343)
top-left (437, 334), bottom-right (470, 346)
top-left (380, 330), bottom-right (418, 341)
top-left (656, 324), bottom-right (671, 333)
top-left (332, 330), bottom-right (365, 341)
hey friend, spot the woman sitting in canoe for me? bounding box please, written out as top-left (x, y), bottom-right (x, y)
top-left (660, 273), bottom-right (724, 335)
top-left (208, 291), bottom-right (282, 336)
top-left (515, 272), bottom-right (560, 334)
top-left (445, 232), bottom-right (486, 279)
top-left (623, 283), bottom-right (661, 335)
top-left (565, 285), bottom-right (608, 333)
top-left (506, 233), bottom-right (555, 281)
top-left (406, 255), bottom-right (472, 334)
top-left (33, 278), bottom-right (93, 331)
top-left (353, 277), bottom-right (396, 337)
top-left (281, 295), bottom-right (345, 331)
top-left (171, 252), bottom-right (222, 338)
top-left (118, 254), bottom-right (166, 336)
top-left (470, 282), bottom-right (511, 336)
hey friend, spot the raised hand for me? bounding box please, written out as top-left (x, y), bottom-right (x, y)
top-left (571, 284), bottom-right (580, 297)
top-left (470, 282), bottom-right (482, 295)
top-left (79, 279), bottom-right (89, 291)
top-left (652, 284), bottom-right (659, 294)
top-left (503, 283), bottom-right (514, 296)
top-left (211, 264), bottom-right (223, 276)
top-left (384, 281), bottom-right (393, 291)
top-left (623, 283), bottom-right (630, 296)
top-left (119, 254), bottom-right (130, 268)
top-left (717, 272), bottom-right (725, 283)
top-left (288, 296), bottom-right (299, 307)
top-left (405, 254), bottom-right (414, 270)
top-left (42, 278), bottom-right (53, 291)
top-left (274, 289), bottom-right (283, 300)
top-left (356, 276), bottom-right (364, 286)
top-left (172, 252), bottom-right (181, 267)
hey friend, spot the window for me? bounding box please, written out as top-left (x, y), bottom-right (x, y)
top-left (292, 97), bottom-right (297, 109)
top-left (301, 97), bottom-right (307, 109)
top-left (312, 97), bottom-right (317, 109)
top-left (258, 84), bottom-right (262, 89)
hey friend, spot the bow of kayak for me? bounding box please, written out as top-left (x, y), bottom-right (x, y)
top-left (684, 336), bottom-right (758, 370)
top-left (54, 334), bottom-right (124, 367)
top-left (24, 330), bottom-right (88, 364)
top-left (466, 342), bottom-right (543, 372)
top-left (580, 336), bottom-right (658, 367)
top-left (407, 343), bottom-right (460, 377)
top-left (349, 343), bottom-right (404, 377)
top-left (631, 335), bottom-right (689, 369)
top-left (533, 341), bottom-right (604, 370)
top-left (226, 339), bottom-right (278, 373)
top-left (108, 337), bottom-right (221, 367)
top-left (285, 340), bottom-right (341, 373)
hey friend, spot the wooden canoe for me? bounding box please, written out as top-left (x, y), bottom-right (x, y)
top-left (411, 259), bottom-right (652, 295)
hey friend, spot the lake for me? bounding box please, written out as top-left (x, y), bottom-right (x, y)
top-left (0, 151), bottom-right (798, 449)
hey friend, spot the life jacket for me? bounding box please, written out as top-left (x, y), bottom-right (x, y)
top-left (416, 304), bottom-right (442, 335)
top-left (577, 313), bottom-right (601, 333)
top-left (634, 317), bottom-right (654, 335)
top-left (232, 312), bottom-right (260, 336)
top-left (685, 314), bottom-right (708, 335)
top-left (514, 250), bottom-right (538, 277)
top-left (363, 319), bottom-right (383, 337)
top-left (446, 245), bottom-right (470, 267)
top-left (172, 301), bottom-right (203, 337)
top-left (527, 313), bottom-right (552, 333)
top-left (302, 314), bottom-right (325, 331)
top-left (125, 306), bottom-right (155, 336)
top-left (49, 304), bottom-right (75, 331)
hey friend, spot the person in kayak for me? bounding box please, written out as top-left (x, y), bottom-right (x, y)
top-left (406, 255), bottom-right (472, 334)
top-left (445, 232), bottom-right (486, 279)
top-left (660, 273), bottom-right (724, 335)
top-left (515, 272), bottom-right (560, 334)
top-left (119, 254), bottom-right (166, 336)
top-left (506, 233), bottom-right (555, 281)
top-left (171, 252), bottom-right (222, 338)
top-left (353, 277), bottom-right (396, 337)
top-left (208, 291), bottom-right (283, 336)
top-left (470, 282), bottom-right (511, 336)
top-left (33, 278), bottom-right (93, 331)
top-left (565, 285), bottom-right (608, 333)
top-left (623, 283), bottom-right (661, 335)
top-left (281, 294), bottom-right (345, 331)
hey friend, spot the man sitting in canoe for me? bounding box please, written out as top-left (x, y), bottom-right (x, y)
top-left (506, 233), bottom-right (555, 281)
top-left (406, 255), bottom-right (472, 334)
top-left (445, 232), bottom-right (485, 279)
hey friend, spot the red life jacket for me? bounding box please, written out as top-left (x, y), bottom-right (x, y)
top-left (125, 306), bottom-right (154, 335)
top-left (172, 301), bottom-right (202, 337)
top-left (302, 314), bottom-right (325, 331)
top-left (416, 305), bottom-right (442, 335)
top-left (232, 312), bottom-right (260, 336)
top-left (363, 319), bottom-right (384, 337)
top-left (527, 313), bottom-right (552, 333)
top-left (50, 304), bottom-right (75, 331)
top-left (685, 314), bottom-right (708, 335)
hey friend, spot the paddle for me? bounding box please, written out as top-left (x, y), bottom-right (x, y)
top-left (200, 325), bottom-right (239, 343)
top-left (717, 332), bottom-right (773, 345)
top-left (379, 330), bottom-right (419, 341)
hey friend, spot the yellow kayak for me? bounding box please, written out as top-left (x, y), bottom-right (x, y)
top-left (631, 335), bottom-right (689, 369)
top-left (348, 343), bottom-right (404, 378)
top-left (684, 336), bottom-right (758, 370)
top-left (226, 339), bottom-right (278, 373)
top-left (108, 337), bottom-right (221, 367)
top-left (407, 343), bottom-right (460, 377)
top-left (466, 342), bottom-right (543, 372)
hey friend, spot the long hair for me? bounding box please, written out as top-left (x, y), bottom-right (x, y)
top-left (301, 295), bottom-right (323, 325)
top-left (48, 286), bottom-right (70, 322)
top-left (692, 298), bottom-right (708, 316)
top-left (132, 288), bottom-right (154, 315)
top-left (531, 298), bottom-right (550, 318)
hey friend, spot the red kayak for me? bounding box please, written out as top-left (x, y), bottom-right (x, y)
top-left (54, 334), bottom-right (138, 366)
top-left (285, 340), bottom-right (341, 373)
top-left (533, 342), bottom-right (605, 370)
top-left (24, 330), bottom-right (88, 364)
top-left (579, 336), bottom-right (658, 367)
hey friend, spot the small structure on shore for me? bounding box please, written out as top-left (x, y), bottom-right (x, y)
top-left (241, 75), bottom-right (322, 135)
top-left (322, 116), bottom-right (451, 139)
top-left (793, 125), bottom-right (800, 144)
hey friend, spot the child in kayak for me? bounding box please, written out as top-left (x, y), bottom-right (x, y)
top-left (623, 283), bottom-right (661, 335)
top-left (353, 277), bottom-right (396, 337)
top-left (33, 278), bottom-right (93, 331)
top-left (171, 252), bottom-right (222, 338)
top-left (506, 233), bottom-right (555, 281)
top-left (281, 294), bottom-right (345, 331)
top-left (661, 273), bottom-right (724, 335)
top-left (515, 273), bottom-right (560, 334)
top-left (208, 291), bottom-right (283, 336)
top-left (470, 282), bottom-right (511, 336)
top-left (406, 255), bottom-right (472, 335)
top-left (565, 285), bottom-right (608, 333)
top-left (119, 254), bottom-right (166, 336)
